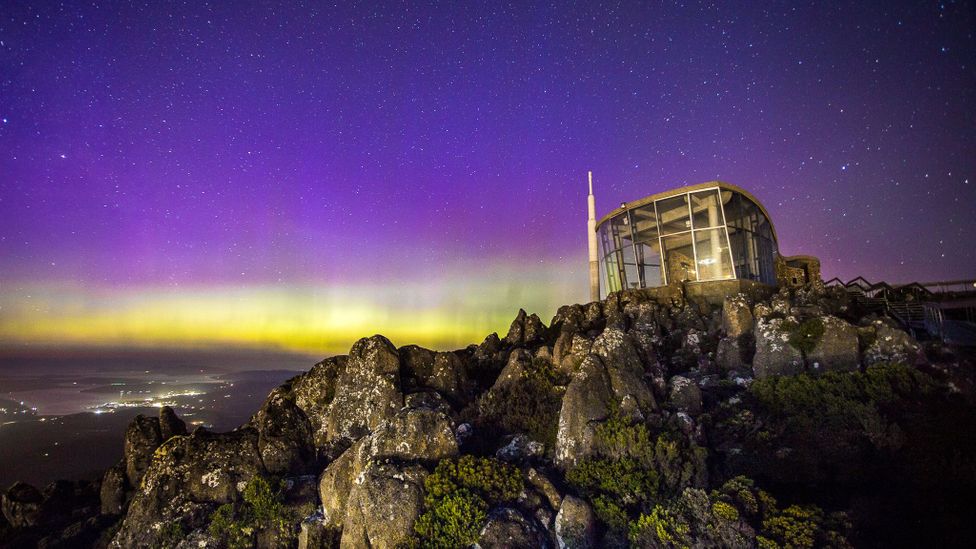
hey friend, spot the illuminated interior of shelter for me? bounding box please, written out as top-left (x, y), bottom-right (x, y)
top-left (597, 182), bottom-right (779, 296)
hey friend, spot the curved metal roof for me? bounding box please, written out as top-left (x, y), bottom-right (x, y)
top-left (594, 180), bottom-right (779, 243)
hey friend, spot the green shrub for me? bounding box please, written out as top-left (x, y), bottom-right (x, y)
top-left (413, 456), bottom-right (523, 547)
top-left (412, 490), bottom-right (487, 548)
top-left (629, 505), bottom-right (690, 548)
top-left (154, 521), bottom-right (186, 549)
top-left (207, 475), bottom-right (294, 549)
top-left (566, 408), bottom-right (706, 533)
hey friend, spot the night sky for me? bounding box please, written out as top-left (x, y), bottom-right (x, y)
top-left (1, 1), bottom-right (973, 354)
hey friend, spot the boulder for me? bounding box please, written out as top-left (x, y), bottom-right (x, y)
top-left (554, 332), bottom-right (593, 376)
top-left (669, 376), bottom-right (703, 415)
top-left (807, 315), bottom-right (859, 373)
top-left (716, 336), bottom-right (748, 372)
top-left (753, 318), bottom-right (804, 378)
top-left (367, 407), bottom-right (458, 462)
top-left (722, 294), bottom-right (754, 338)
top-left (255, 387), bottom-right (315, 474)
top-left (555, 495), bottom-right (598, 549)
top-left (496, 434), bottom-right (545, 463)
top-left (504, 308), bottom-right (548, 346)
top-left (100, 461), bottom-right (128, 515)
top-left (477, 507), bottom-right (548, 548)
top-left (323, 335), bottom-right (403, 444)
top-left (123, 414), bottom-right (163, 488)
top-left (591, 328), bottom-right (656, 413)
top-left (555, 355), bottom-right (612, 469)
top-left (290, 356), bottom-right (348, 448)
top-left (864, 321), bottom-right (922, 366)
top-left (339, 462), bottom-right (427, 549)
top-left (1, 481), bottom-right (43, 528)
top-left (474, 332), bottom-right (502, 361)
top-left (493, 349), bottom-right (533, 389)
top-left (159, 406), bottom-right (187, 441)
top-left (318, 439), bottom-right (366, 528)
top-left (112, 428), bottom-right (264, 547)
top-left (403, 390), bottom-right (454, 415)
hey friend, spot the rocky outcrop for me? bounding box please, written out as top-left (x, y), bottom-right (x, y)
top-left (505, 308), bottom-right (548, 346)
top-left (478, 507), bottom-right (548, 548)
top-left (323, 335), bottom-right (403, 445)
top-left (808, 315), bottom-right (859, 373)
top-left (254, 386), bottom-right (315, 474)
top-left (669, 375), bottom-right (703, 415)
top-left (339, 462), bottom-right (427, 548)
top-left (591, 328), bottom-right (657, 415)
top-left (753, 317), bottom-right (804, 378)
top-left (112, 428), bottom-right (264, 547)
top-left (1, 482), bottom-right (43, 528)
top-left (864, 320), bottom-right (923, 366)
top-left (99, 462), bottom-right (127, 516)
top-left (123, 414), bottom-right (163, 488)
top-left (159, 405), bottom-right (187, 441)
top-left (722, 294), bottom-right (754, 338)
top-left (291, 356), bottom-right (347, 447)
top-left (555, 355), bottom-right (613, 469)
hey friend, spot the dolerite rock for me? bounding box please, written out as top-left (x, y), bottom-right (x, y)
top-left (367, 407), bottom-right (458, 462)
top-left (254, 386), bottom-right (315, 474)
top-left (807, 316), bottom-right (859, 373)
top-left (505, 308), bottom-right (547, 346)
top-left (527, 468), bottom-right (562, 512)
top-left (591, 328), bottom-right (657, 414)
top-left (339, 462), bottom-right (427, 549)
top-left (474, 332), bottom-right (502, 361)
top-left (722, 294), bottom-right (754, 338)
top-left (100, 461), bottom-right (128, 515)
top-left (159, 406), bottom-right (187, 441)
top-left (753, 318), bottom-right (804, 378)
top-left (477, 507), bottom-right (548, 548)
top-left (401, 347), bottom-right (467, 403)
top-left (1, 481), bottom-right (43, 528)
top-left (111, 428), bottom-right (264, 547)
top-left (323, 335), bottom-right (403, 444)
top-left (716, 336), bottom-right (749, 371)
top-left (555, 355), bottom-right (612, 469)
top-left (669, 376), bottom-right (703, 415)
top-left (404, 390), bottom-right (454, 416)
top-left (864, 320), bottom-right (923, 366)
top-left (319, 406), bottom-right (458, 529)
top-left (555, 495), bottom-right (597, 549)
top-left (290, 356), bottom-right (347, 448)
top-left (318, 439), bottom-right (366, 529)
top-left (496, 434), bottom-right (545, 463)
top-left (553, 332), bottom-right (593, 376)
top-left (494, 348), bottom-right (533, 388)
top-left (123, 414), bottom-right (163, 488)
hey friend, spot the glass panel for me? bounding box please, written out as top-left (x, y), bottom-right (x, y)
top-left (728, 227), bottom-right (757, 281)
top-left (656, 194), bottom-right (691, 235)
top-left (756, 235), bottom-right (776, 284)
top-left (611, 214), bottom-right (637, 289)
top-left (690, 189), bottom-right (723, 229)
top-left (630, 204), bottom-right (658, 244)
top-left (724, 192), bottom-right (745, 230)
top-left (662, 232), bottom-right (697, 283)
top-left (603, 253), bottom-right (621, 293)
top-left (636, 242), bottom-right (663, 287)
top-left (693, 228), bottom-right (734, 281)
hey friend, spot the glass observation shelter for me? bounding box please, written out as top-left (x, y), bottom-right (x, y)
top-left (597, 182), bottom-right (779, 295)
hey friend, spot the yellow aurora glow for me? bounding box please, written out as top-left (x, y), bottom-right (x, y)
top-left (0, 263), bottom-right (585, 355)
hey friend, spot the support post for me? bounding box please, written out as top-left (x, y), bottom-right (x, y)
top-left (587, 171), bottom-right (600, 301)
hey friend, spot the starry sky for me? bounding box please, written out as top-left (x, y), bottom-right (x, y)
top-left (1, 1), bottom-right (974, 355)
